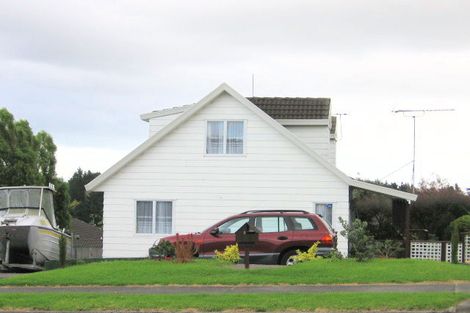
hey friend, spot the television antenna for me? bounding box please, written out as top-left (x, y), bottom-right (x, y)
top-left (392, 108), bottom-right (454, 192)
top-left (333, 113), bottom-right (349, 140)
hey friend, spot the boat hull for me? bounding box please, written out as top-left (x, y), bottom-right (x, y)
top-left (0, 225), bottom-right (71, 270)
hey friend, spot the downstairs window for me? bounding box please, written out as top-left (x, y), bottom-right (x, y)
top-left (136, 201), bottom-right (173, 234)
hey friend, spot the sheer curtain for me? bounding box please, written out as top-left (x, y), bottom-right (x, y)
top-left (156, 201), bottom-right (172, 234)
top-left (206, 121), bottom-right (224, 154)
top-left (226, 121), bottom-right (244, 154)
top-left (136, 201), bottom-right (153, 233)
top-left (315, 203), bottom-right (333, 226)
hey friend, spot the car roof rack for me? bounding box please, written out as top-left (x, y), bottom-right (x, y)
top-left (242, 210), bottom-right (309, 214)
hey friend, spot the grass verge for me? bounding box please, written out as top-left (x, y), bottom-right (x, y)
top-left (1, 258), bottom-right (469, 286)
top-left (0, 292), bottom-right (468, 312)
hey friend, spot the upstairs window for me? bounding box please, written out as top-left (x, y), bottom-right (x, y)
top-left (206, 121), bottom-right (244, 155)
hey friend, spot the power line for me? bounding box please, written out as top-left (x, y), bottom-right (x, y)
top-left (380, 160), bottom-right (414, 181)
top-left (392, 108), bottom-right (455, 192)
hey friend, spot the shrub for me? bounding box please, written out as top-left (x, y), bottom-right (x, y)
top-left (292, 242), bottom-right (320, 263)
top-left (375, 240), bottom-right (403, 258)
top-left (215, 244), bottom-right (240, 263)
top-left (59, 235), bottom-right (67, 268)
top-left (149, 240), bottom-right (175, 260)
top-left (450, 215), bottom-right (470, 263)
top-left (174, 234), bottom-right (195, 263)
top-left (339, 217), bottom-right (376, 262)
top-left (323, 249), bottom-right (344, 261)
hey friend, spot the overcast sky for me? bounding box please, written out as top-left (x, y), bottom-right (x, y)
top-left (1, 0), bottom-right (469, 190)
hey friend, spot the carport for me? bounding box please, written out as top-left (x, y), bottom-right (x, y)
top-left (347, 180), bottom-right (418, 257)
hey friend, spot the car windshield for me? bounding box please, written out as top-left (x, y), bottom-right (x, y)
top-left (218, 217), bottom-right (250, 234)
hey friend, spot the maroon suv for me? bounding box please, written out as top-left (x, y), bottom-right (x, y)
top-left (160, 210), bottom-right (336, 265)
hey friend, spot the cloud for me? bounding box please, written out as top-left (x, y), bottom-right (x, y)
top-left (0, 0), bottom-right (469, 187)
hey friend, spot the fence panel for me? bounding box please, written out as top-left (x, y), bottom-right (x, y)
top-left (410, 235), bottom-right (469, 263)
top-left (466, 235), bottom-right (470, 262)
top-left (410, 241), bottom-right (442, 261)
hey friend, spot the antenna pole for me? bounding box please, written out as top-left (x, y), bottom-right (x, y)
top-left (392, 108), bottom-right (454, 191)
top-left (251, 74), bottom-right (255, 97)
top-left (412, 116), bottom-right (416, 192)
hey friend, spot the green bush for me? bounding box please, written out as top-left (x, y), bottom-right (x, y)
top-left (292, 242), bottom-right (321, 263)
top-left (59, 235), bottom-right (67, 268)
top-left (450, 215), bottom-right (470, 263)
top-left (215, 244), bottom-right (240, 264)
top-left (340, 217), bottom-right (376, 262)
top-left (375, 240), bottom-right (403, 258)
top-left (149, 240), bottom-right (175, 259)
top-left (323, 249), bottom-right (344, 261)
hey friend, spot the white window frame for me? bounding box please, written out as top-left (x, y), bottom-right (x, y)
top-left (314, 202), bottom-right (333, 226)
top-left (205, 120), bottom-right (247, 156)
top-left (135, 200), bottom-right (174, 235)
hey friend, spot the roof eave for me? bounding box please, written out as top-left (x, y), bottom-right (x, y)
top-left (140, 105), bottom-right (193, 122)
top-left (276, 119), bottom-right (330, 126)
top-left (349, 179), bottom-right (418, 201)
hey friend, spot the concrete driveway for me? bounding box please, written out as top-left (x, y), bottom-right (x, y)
top-left (0, 272), bottom-right (23, 279)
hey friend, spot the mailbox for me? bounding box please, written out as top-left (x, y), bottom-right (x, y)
top-left (235, 223), bottom-right (259, 248)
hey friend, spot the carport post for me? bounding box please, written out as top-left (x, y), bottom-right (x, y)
top-left (392, 198), bottom-right (411, 258)
top-left (404, 201), bottom-right (411, 258)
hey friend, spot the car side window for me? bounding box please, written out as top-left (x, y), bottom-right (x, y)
top-left (255, 216), bottom-right (288, 233)
top-left (291, 217), bottom-right (317, 231)
top-left (218, 217), bottom-right (250, 234)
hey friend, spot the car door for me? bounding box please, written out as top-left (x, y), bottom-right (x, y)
top-left (249, 216), bottom-right (292, 264)
top-left (199, 216), bottom-right (251, 258)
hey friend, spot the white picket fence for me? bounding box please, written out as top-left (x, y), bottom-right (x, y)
top-left (410, 235), bottom-right (470, 263)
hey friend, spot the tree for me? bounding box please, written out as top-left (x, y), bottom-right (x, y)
top-left (450, 215), bottom-right (470, 263)
top-left (36, 131), bottom-right (57, 185)
top-left (68, 168), bottom-right (103, 226)
top-left (411, 179), bottom-right (470, 240)
top-left (0, 108), bottom-right (69, 229)
top-left (53, 177), bottom-right (71, 230)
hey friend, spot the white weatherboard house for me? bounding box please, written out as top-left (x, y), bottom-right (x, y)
top-left (86, 83), bottom-right (417, 258)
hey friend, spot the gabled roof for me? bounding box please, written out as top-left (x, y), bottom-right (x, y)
top-left (70, 218), bottom-right (103, 248)
top-left (141, 97), bottom-right (331, 122)
top-left (247, 97), bottom-right (330, 119)
top-left (86, 83), bottom-right (417, 202)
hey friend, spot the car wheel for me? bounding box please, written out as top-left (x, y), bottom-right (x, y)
top-left (280, 250), bottom-right (298, 266)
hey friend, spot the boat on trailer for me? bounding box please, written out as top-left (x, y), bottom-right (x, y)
top-left (0, 185), bottom-right (71, 271)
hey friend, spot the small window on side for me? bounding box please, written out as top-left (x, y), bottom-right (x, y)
top-left (315, 203), bottom-right (333, 226)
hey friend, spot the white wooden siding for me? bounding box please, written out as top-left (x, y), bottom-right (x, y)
top-left (329, 139), bottom-right (336, 165)
top-left (284, 126), bottom-right (330, 160)
top-left (99, 93), bottom-right (349, 258)
top-left (149, 113), bottom-right (182, 136)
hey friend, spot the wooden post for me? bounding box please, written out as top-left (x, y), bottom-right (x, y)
top-left (404, 203), bottom-right (411, 258)
top-left (441, 242), bottom-right (447, 262)
top-left (244, 248), bottom-right (250, 269)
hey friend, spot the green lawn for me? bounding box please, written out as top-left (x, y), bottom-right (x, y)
top-left (1, 258), bottom-right (469, 286)
top-left (0, 292), bottom-right (467, 312)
